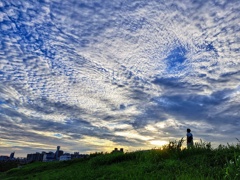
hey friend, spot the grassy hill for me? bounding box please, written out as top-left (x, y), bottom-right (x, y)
top-left (1, 140), bottom-right (240, 180)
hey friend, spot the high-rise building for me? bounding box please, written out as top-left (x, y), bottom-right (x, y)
top-left (55, 146), bottom-right (62, 160)
top-left (9, 152), bottom-right (15, 159)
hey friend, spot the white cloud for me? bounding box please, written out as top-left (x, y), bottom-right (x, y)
top-left (1, 0), bottom-right (240, 155)
top-left (115, 130), bottom-right (153, 141)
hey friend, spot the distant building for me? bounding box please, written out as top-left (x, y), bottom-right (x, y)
top-left (43, 152), bottom-right (55, 162)
top-left (9, 152), bottom-right (15, 160)
top-left (54, 146), bottom-right (64, 160)
top-left (26, 146), bottom-right (89, 163)
top-left (57, 150), bottom-right (64, 159)
top-left (27, 152), bottom-right (44, 162)
top-left (71, 152), bottom-right (89, 159)
top-left (0, 156), bottom-right (9, 161)
top-left (0, 152), bottom-right (16, 161)
top-left (42, 146), bottom-right (64, 162)
top-left (59, 153), bottom-right (71, 161)
top-left (55, 146), bottom-right (60, 160)
top-left (111, 148), bottom-right (124, 154)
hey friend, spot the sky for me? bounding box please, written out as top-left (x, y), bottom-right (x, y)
top-left (0, 0), bottom-right (240, 157)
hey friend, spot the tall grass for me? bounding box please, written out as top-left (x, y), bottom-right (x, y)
top-left (1, 139), bottom-right (240, 180)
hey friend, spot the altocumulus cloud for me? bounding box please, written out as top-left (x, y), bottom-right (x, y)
top-left (0, 0), bottom-right (240, 156)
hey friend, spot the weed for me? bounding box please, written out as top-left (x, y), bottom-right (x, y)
top-left (224, 152), bottom-right (240, 179)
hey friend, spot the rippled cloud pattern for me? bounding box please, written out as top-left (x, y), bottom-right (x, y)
top-left (0, 0), bottom-right (240, 155)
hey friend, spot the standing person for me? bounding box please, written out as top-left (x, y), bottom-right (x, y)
top-left (186, 128), bottom-right (193, 148)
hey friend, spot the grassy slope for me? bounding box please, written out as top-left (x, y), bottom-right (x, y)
top-left (1, 143), bottom-right (240, 180)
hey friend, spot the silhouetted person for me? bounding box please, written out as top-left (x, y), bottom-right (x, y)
top-left (186, 128), bottom-right (193, 148)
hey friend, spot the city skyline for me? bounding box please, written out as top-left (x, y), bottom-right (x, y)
top-left (1, 0), bottom-right (240, 157)
top-left (0, 146), bottom-right (122, 159)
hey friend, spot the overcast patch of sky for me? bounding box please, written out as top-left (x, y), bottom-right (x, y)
top-left (0, 0), bottom-right (240, 156)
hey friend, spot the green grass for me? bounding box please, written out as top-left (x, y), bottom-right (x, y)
top-left (1, 140), bottom-right (240, 180)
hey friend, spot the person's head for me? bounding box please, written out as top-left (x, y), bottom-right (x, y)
top-left (187, 128), bottom-right (191, 133)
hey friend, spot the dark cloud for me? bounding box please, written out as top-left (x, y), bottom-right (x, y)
top-left (130, 86), bottom-right (239, 132)
top-left (152, 76), bottom-right (210, 94)
top-left (25, 97), bottom-right (87, 116)
top-left (154, 90), bottom-right (231, 119)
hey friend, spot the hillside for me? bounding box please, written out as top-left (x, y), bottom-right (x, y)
top-left (1, 141), bottom-right (239, 180)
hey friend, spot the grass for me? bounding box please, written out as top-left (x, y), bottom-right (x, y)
top-left (1, 139), bottom-right (240, 180)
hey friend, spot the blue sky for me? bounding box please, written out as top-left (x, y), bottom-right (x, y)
top-left (0, 0), bottom-right (240, 157)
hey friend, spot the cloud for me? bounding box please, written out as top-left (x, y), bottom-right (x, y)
top-left (0, 0), bottom-right (240, 156)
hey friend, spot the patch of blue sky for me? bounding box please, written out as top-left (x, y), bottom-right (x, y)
top-left (0, 99), bottom-right (5, 104)
top-left (53, 133), bottom-right (63, 138)
top-left (164, 46), bottom-right (187, 72)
